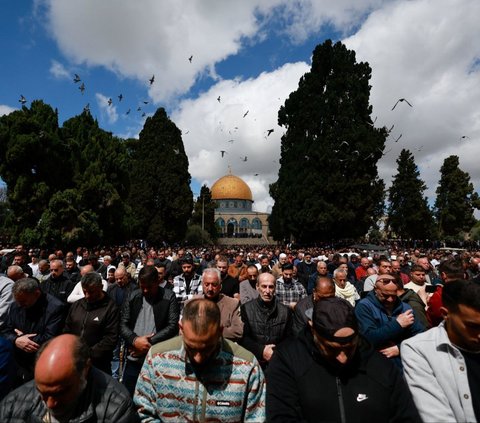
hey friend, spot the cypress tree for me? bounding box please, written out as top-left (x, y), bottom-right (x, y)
top-left (387, 149), bottom-right (435, 240)
top-left (269, 40), bottom-right (386, 242)
top-left (434, 155), bottom-right (479, 238)
top-left (128, 108), bottom-right (193, 244)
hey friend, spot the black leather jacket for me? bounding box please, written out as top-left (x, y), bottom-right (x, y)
top-left (0, 367), bottom-right (140, 422)
top-left (120, 287), bottom-right (179, 347)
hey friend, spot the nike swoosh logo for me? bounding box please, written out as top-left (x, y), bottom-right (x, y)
top-left (356, 394), bottom-right (368, 402)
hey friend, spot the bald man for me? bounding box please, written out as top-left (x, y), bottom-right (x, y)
top-left (0, 334), bottom-right (138, 422)
top-left (292, 276), bottom-right (336, 336)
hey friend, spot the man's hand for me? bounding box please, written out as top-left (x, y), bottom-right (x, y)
top-left (379, 345), bottom-right (400, 358)
top-left (262, 344), bottom-right (275, 361)
top-left (132, 334), bottom-right (153, 355)
top-left (396, 309), bottom-right (414, 328)
top-left (15, 334), bottom-right (40, 353)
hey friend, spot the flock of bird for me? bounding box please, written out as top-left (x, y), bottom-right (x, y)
top-left (15, 65), bottom-right (470, 178)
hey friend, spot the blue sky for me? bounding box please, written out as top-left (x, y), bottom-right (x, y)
top-left (1, 0), bottom-right (480, 212)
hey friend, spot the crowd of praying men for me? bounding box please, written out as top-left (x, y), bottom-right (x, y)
top-left (0, 243), bottom-right (479, 422)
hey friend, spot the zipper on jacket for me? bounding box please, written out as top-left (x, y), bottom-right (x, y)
top-left (336, 377), bottom-right (346, 423)
top-left (80, 308), bottom-right (90, 338)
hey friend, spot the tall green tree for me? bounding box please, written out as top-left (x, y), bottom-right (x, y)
top-left (387, 149), bottom-right (435, 239)
top-left (269, 40), bottom-right (386, 242)
top-left (128, 108), bottom-right (192, 244)
top-left (191, 185), bottom-right (217, 239)
top-left (61, 111), bottom-right (131, 244)
top-left (0, 102), bottom-right (132, 246)
top-left (0, 100), bottom-right (71, 243)
top-left (434, 155), bottom-right (479, 238)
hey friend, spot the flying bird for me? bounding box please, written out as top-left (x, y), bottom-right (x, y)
top-left (240, 156), bottom-right (248, 162)
top-left (394, 134), bottom-right (403, 143)
top-left (254, 173), bottom-right (259, 176)
top-left (188, 55), bottom-right (193, 63)
top-left (73, 74), bottom-right (81, 83)
top-left (266, 129), bottom-right (274, 136)
top-left (19, 95), bottom-right (27, 105)
top-left (339, 141), bottom-right (349, 147)
top-left (459, 135), bottom-right (470, 141)
top-left (141, 112), bottom-right (146, 117)
top-left (227, 139), bottom-right (234, 143)
top-left (173, 148), bottom-right (180, 155)
top-left (391, 98), bottom-right (413, 110)
top-left (126, 109), bottom-right (131, 115)
top-left (107, 98), bottom-right (113, 106)
top-left (137, 107), bottom-right (142, 111)
top-left (83, 103), bottom-right (90, 113)
top-left (243, 110), bottom-right (249, 118)
top-left (387, 124), bottom-right (395, 133)
top-left (217, 96), bottom-right (221, 103)
top-left (143, 101), bottom-right (149, 105)
top-left (220, 150), bottom-right (226, 157)
top-left (149, 75), bottom-right (155, 85)
top-left (118, 94), bottom-right (123, 102)
top-left (79, 83), bottom-right (85, 94)
top-left (184, 130), bottom-right (190, 135)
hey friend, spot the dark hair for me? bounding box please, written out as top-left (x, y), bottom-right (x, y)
top-left (282, 262), bottom-right (294, 271)
top-left (81, 272), bottom-right (102, 288)
top-left (36, 335), bottom-right (90, 375)
top-left (216, 255), bottom-right (228, 264)
top-left (438, 258), bottom-right (464, 279)
top-left (442, 279), bottom-right (480, 312)
top-left (391, 273), bottom-right (404, 289)
top-left (378, 257), bottom-right (391, 266)
top-left (12, 278), bottom-right (40, 296)
top-left (138, 265), bottom-right (158, 285)
top-left (182, 298), bottom-right (220, 334)
top-left (410, 265), bottom-right (425, 273)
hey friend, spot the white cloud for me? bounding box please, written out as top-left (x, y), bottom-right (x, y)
top-left (172, 61), bottom-right (309, 212)
top-left (95, 93), bottom-right (118, 124)
top-left (343, 0), bottom-right (480, 204)
top-left (38, 0), bottom-right (480, 214)
top-left (0, 105), bottom-right (16, 116)
top-left (42, 0), bottom-right (387, 104)
top-left (49, 59), bottom-right (70, 79)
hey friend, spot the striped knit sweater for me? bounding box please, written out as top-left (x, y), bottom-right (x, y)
top-left (134, 336), bottom-right (266, 422)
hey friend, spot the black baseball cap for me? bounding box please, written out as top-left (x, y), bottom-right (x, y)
top-left (311, 297), bottom-right (357, 343)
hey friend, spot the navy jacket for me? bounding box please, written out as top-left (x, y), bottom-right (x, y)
top-left (354, 291), bottom-right (425, 366)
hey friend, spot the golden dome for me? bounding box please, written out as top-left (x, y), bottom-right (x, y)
top-left (211, 174), bottom-right (253, 201)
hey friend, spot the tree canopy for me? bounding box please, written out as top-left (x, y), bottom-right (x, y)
top-left (0, 102), bottom-right (193, 247)
top-left (269, 40), bottom-right (386, 243)
top-left (434, 155), bottom-right (479, 239)
top-left (127, 108), bottom-right (193, 245)
top-left (387, 149), bottom-right (435, 239)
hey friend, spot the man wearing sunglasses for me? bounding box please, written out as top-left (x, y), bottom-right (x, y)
top-left (355, 274), bottom-right (425, 367)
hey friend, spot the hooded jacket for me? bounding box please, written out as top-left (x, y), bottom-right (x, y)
top-left (266, 328), bottom-right (420, 423)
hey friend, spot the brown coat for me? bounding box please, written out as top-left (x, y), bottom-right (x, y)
top-left (228, 263), bottom-right (248, 281)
